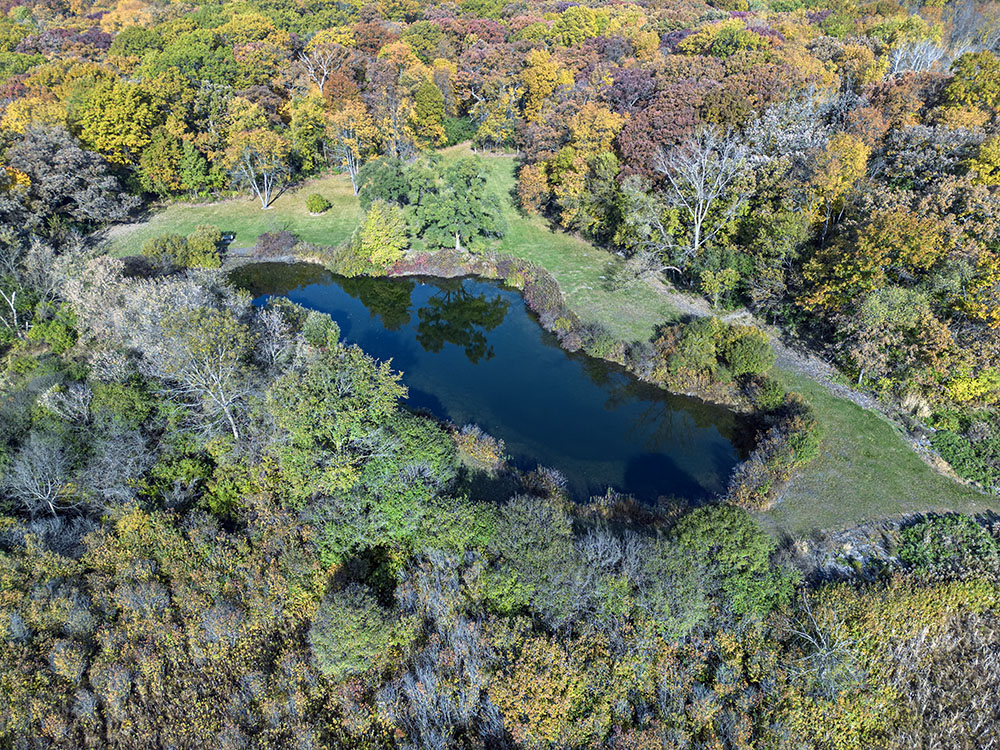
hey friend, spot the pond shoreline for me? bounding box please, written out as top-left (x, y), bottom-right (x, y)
top-left (231, 261), bottom-right (748, 503)
top-left (224, 248), bottom-right (753, 413)
top-left (227, 248), bottom-right (823, 513)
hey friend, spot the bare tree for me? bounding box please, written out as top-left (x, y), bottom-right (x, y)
top-left (889, 40), bottom-right (946, 74)
top-left (655, 126), bottom-right (749, 262)
top-left (37, 383), bottom-right (92, 424)
top-left (141, 307), bottom-right (256, 442)
top-left (744, 93), bottom-right (829, 172)
top-left (0, 286), bottom-right (24, 339)
top-left (83, 427), bottom-right (154, 509)
top-left (946, 0), bottom-right (1000, 55)
top-left (786, 593), bottom-right (864, 701)
top-left (3, 432), bottom-right (78, 518)
top-left (297, 40), bottom-right (352, 91)
top-left (254, 306), bottom-right (294, 372)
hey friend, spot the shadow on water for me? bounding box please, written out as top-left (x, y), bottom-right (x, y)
top-left (232, 262), bottom-right (748, 505)
top-left (623, 453), bottom-right (710, 503)
top-left (405, 386), bottom-right (451, 418)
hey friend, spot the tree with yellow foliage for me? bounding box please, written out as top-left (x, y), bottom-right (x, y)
top-left (326, 99), bottom-right (379, 195)
top-left (224, 130), bottom-right (291, 208)
top-left (76, 79), bottom-right (159, 164)
top-left (968, 135), bottom-right (1000, 186)
top-left (962, 249), bottom-right (1000, 328)
top-left (0, 97), bottom-right (66, 134)
top-left (520, 49), bottom-right (572, 122)
top-left (803, 208), bottom-right (950, 311)
top-left (809, 132), bottom-right (871, 234)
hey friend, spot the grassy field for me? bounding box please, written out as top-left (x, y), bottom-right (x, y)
top-left (765, 370), bottom-right (998, 536)
top-left (106, 172), bottom-right (362, 257)
top-left (106, 144), bottom-right (1000, 533)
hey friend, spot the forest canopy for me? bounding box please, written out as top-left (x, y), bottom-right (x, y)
top-left (4, 0), bottom-right (1000, 746)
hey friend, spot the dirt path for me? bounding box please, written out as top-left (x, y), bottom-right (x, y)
top-left (648, 278), bottom-right (972, 481)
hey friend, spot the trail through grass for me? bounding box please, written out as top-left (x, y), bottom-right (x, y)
top-left (764, 370), bottom-right (996, 536)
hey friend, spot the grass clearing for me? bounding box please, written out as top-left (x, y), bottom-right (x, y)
top-left (764, 369), bottom-right (998, 536)
top-left (438, 144), bottom-right (680, 342)
top-left (105, 172), bottom-right (362, 257)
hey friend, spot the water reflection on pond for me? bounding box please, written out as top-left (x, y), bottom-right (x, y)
top-left (231, 262), bottom-right (748, 503)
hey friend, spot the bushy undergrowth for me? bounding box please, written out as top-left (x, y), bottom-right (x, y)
top-left (930, 413), bottom-right (1000, 491)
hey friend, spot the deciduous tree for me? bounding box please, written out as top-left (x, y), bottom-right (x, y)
top-left (224, 129), bottom-right (290, 208)
top-left (655, 126), bottom-right (749, 263)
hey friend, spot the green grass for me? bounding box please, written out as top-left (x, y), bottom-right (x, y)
top-left (763, 370), bottom-right (999, 536)
top-left (106, 172), bottom-right (362, 257)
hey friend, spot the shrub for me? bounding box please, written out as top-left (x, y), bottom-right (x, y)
top-left (930, 425), bottom-right (1000, 489)
top-left (25, 303), bottom-right (76, 354)
top-left (253, 230), bottom-right (299, 258)
top-left (305, 193), bottom-right (331, 214)
top-left (301, 310), bottom-right (340, 348)
top-left (660, 317), bottom-right (721, 375)
top-left (142, 233), bottom-right (188, 264)
top-left (748, 374), bottom-right (786, 412)
top-left (309, 584), bottom-right (417, 681)
top-left (351, 199), bottom-right (408, 269)
top-left (454, 424), bottom-right (506, 472)
top-left (141, 227), bottom-right (221, 268)
top-left (727, 399), bottom-right (822, 511)
top-left (899, 514), bottom-right (1000, 581)
top-left (717, 325), bottom-right (774, 378)
top-left (184, 225), bottom-right (222, 267)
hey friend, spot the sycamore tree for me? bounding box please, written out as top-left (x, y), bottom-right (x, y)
top-left (225, 129), bottom-right (291, 208)
top-left (413, 157), bottom-right (506, 251)
top-left (298, 31), bottom-right (354, 91)
top-left (143, 307), bottom-right (255, 442)
top-left (654, 126), bottom-right (749, 265)
top-left (326, 100), bottom-right (379, 195)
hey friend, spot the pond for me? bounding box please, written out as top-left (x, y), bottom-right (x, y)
top-left (231, 262), bottom-right (747, 504)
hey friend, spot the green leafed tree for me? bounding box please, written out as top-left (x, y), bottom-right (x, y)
top-left (672, 503), bottom-right (797, 617)
top-left (413, 157), bottom-right (506, 251)
top-left (309, 584), bottom-right (417, 681)
top-left (352, 199), bottom-right (409, 269)
top-left (266, 345), bottom-right (406, 500)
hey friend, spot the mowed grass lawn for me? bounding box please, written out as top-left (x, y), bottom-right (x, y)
top-left (764, 370), bottom-right (998, 536)
top-left (106, 172), bottom-right (362, 257)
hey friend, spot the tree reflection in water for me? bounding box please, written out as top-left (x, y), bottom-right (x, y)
top-left (232, 264), bottom-right (744, 503)
top-left (415, 280), bottom-right (509, 364)
top-left (335, 276), bottom-right (415, 330)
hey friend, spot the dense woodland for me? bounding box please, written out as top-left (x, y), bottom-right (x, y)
top-left (4, 0), bottom-right (1000, 746)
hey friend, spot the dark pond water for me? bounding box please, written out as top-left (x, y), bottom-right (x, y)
top-left (231, 262), bottom-right (746, 503)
